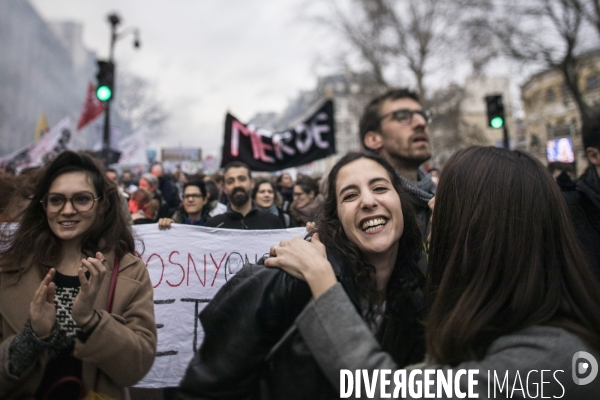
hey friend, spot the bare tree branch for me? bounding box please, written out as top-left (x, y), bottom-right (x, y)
top-left (477, 0), bottom-right (594, 123)
top-left (114, 71), bottom-right (169, 138)
top-left (313, 0), bottom-right (466, 100)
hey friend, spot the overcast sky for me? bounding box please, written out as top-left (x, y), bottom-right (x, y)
top-left (29, 0), bottom-right (335, 157)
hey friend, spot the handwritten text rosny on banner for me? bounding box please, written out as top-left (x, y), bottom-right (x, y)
top-left (134, 224), bottom-right (306, 388)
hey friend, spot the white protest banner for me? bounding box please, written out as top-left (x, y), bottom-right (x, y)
top-left (116, 130), bottom-right (148, 165)
top-left (133, 224), bottom-right (306, 388)
top-left (0, 117), bottom-right (72, 173)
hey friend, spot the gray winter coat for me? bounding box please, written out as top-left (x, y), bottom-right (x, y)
top-left (295, 283), bottom-right (600, 400)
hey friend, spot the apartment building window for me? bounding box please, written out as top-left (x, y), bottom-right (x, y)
top-left (586, 75), bottom-right (599, 91)
top-left (561, 83), bottom-right (570, 103)
top-left (530, 134), bottom-right (541, 151)
top-left (547, 121), bottom-right (576, 139)
top-left (546, 123), bottom-right (554, 139)
top-left (546, 87), bottom-right (556, 103)
top-left (572, 118), bottom-right (580, 135)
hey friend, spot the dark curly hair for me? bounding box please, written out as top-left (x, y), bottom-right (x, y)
top-left (315, 152), bottom-right (424, 327)
top-left (0, 151), bottom-right (135, 278)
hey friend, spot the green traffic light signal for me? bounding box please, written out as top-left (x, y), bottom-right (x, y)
top-left (490, 116), bottom-right (504, 129)
top-left (95, 60), bottom-right (115, 101)
top-left (96, 85), bottom-right (112, 101)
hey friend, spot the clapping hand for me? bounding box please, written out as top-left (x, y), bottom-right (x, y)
top-left (71, 252), bottom-right (107, 327)
top-left (29, 268), bottom-right (57, 337)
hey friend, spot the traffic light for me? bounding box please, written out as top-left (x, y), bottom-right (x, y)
top-left (96, 60), bottom-right (115, 101)
top-left (485, 95), bottom-right (505, 129)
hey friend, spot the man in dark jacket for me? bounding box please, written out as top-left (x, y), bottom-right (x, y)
top-left (204, 162), bottom-right (284, 230)
top-left (560, 117), bottom-right (600, 281)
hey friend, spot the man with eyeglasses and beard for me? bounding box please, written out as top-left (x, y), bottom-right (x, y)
top-left (204, 162), bottom-right (284, 230)
top-left (359, 89), bottom-right (436, 238)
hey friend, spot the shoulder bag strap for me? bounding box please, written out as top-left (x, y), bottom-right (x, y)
top-left (105, 257), bottom-right (120, 313)
top-left (93, 256), bottom-right (120, 392)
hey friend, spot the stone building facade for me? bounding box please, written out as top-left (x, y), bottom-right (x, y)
top-left (0, 0), bottom-right (97, 156)
top-left (428, 76), bottom-right (516, 168)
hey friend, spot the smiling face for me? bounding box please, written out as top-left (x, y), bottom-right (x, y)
top-left (255, 182), bottom-right (275, 208)
top-left (335, 158), bottom-right (404, 261)
top-left (46, 171), bottom-right (100, 245)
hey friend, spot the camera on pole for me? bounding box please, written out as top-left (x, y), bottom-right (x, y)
top-left (95, 60), bottom-right (115, 102)
top-left (485, 95), bottom-right (505, 129)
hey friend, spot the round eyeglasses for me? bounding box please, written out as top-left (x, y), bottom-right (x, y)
top-left (41, 191), bottom-right (101, 213)
top-left (377, 108), bottom-right (433, 126)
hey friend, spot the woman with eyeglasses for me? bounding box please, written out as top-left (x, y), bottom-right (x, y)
top-left (157, 180), bottom-right (210, 229)
top-left (289, 176), bottom-right (324, 228)
top-left (0, 151), bottom-right (157, 399)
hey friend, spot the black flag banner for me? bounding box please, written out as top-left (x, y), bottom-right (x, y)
top-left (221, 100), bottom-right (335, 171)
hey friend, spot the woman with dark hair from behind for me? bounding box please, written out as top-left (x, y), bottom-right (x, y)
top-left (252, 178), bottom-right (291, 228)
top-left (267, 146), bottom-right (600, 398)
top-left (177, 152), bottom-right (426, 399)
top-left (0, 151), bottom-right (157, 399)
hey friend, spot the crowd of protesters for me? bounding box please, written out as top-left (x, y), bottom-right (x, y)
top-left (0, 86), bottom-right (599, 399)
top-left (1, 160), bottom-right (327, 229)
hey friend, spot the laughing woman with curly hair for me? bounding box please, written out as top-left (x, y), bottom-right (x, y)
top-left (178, 152), bottom-right (426, 399)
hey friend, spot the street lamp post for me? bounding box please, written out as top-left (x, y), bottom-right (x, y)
top-left (99, 13), bottom-right (140, 164)
top-left (101, 14), bottom-right (120, 154)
